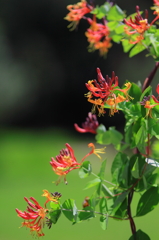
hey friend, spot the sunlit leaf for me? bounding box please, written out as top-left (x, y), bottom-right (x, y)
top-left (62, 199), bottom-right (78, 222)
top-left (136, 186), bottom-right (159, 216)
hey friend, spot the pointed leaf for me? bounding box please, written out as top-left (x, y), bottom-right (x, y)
top-left (49, 202), bottom-right (61, 224)
top-left (111, 191), bottom-right (128, 214)
top-left (136, 186), bottom-right (159, 216)
top-left (102, 183), bottom-right (114, 197)
top-left (98, 159), bottom-right (107, 180)
top-left (84, 178), bottom-right (101, 190)
top-left (129, 229), bottom-right (150, 240)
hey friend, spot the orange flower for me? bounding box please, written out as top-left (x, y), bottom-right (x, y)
top-left (106, 94), bottom-right (126, 116)
top-left (42, 190), bottom-right (60, 208)
top-left (85, 16), bottom-right (112, 56)
top-left (64, 0), bottom-right (93, 30)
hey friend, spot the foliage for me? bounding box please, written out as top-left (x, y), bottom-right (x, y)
top-left (15, 0), bottom-right (159, 239)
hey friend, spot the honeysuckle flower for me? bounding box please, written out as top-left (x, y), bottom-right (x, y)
top-left (87, 142), bottom-right (106, 159)
top-left (42, 190), bottom-right (60, 207)
top-left (106, 94), bottom-right (126, 116)
top-left (152, 0), bottom-right (159, 16)
top-left (140, 85), bottom-right (159, 117)
top-left (16, 196), bottom-right (47, 237)
top-left (85, 68), bottom-right (132, 116)
top-left (64, 0), bottom-right (93, 30)
top-left (74, 112), bottom-right (99, 134)
top-left (50, 143), bottom-right (81, 185)
top-left (85, 16), bottom-right (112, 56)
top-left (50, 143), bottom-right (106, 184)
top-left (124, 5), bottom-right (159, 44)
top-left (154, 0), bottom-right (159, 6)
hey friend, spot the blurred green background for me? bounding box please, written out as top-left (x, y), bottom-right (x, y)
top-left (1, 0), bottom-right (159, 239)
top-left (1, 128), bottom-right (159, 240)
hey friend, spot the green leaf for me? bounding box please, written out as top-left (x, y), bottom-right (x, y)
top-left (100, 131), bottom-right (111, 145)
top-left (140, 86), bottom-right (152, 102)
top-left (129, 229), bottom-right (150, 240)
top-left (129, 43), bottom-right (147, 57)
top-left (84, 178), bottom-right (101, 190)
top-left (78, 206), bottom-right (95, 221)
top-left (96, 124), bottom-right (106, 133)
top-left (113, 198), bottom-right (128, 219)
top-left (99, 197), bottom-right (108, 213)
top-left (136, 186), bottom-right (159, 216)
top-left (98, 159), bottom-right (107, 180)
top-left (132, 156), bottom-right (140, 178)
top-left (111, 191), bottom-right (128, 214)
top-left (111, 34), bottom-right (123, 43)
top-left (128, 82), bottom-right (142, 103)
top-left (135, 119), bottom-right (147, 153)
top-left (91, 2), bottom-right (112, 19)
top-left (102, 183), bottom-right (114, 197)
top-left (109, 127), bottom-right (123, 148)
top-left (100, 215), bottom-right (108, 230)
top-left (79, 161), bottom-right (92, 178)
top-left (96, 126), bottom-right (123, 147)
top-left (107, 21), bottom-right (119, 31)
top-left (122, 39), bottom-right (134, 53)
top-left (99, 198), bottom-right (108, 230)
top-left (62, 199), bottom-right (78, 222)
top-left (111, 152), bottom-right (130, 186)
top-left (49, 202), bottom-right (61, 224)
top-left (152, 140), bottom-right (159, 158)
top-left (107, 5), bottom-right (125, 21)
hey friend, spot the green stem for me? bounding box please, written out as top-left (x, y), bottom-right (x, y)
top-left (61, 208), bottom-right (129, 220)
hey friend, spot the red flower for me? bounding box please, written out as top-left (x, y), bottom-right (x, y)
top-left (85, 16), bottom-right (112, 56)
top-left (85, 68), bottom-right (132, 116)
top-left (124, 6), bottom-right (159, 44)
top-left (50, 143), bottom-right (81, 184)
top-left (16, 197), bottom-right (47, 237)
top-left (154, 0), bottom-right (159, 6)
top-left (74, 112), bottom-right (99, 134)
top-left (50, 143), bottom-right (106, 184)
top-left (64, 0), bottom-right (93, 30)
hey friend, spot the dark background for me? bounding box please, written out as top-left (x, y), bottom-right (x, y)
top-left (0, 0), bottom-right (158, 130)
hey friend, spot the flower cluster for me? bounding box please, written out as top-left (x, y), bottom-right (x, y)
top-left (64, 0), bottom-right (112, 56)
top-left (50, 142), bottom-right (106, 184)
top-left (15, 190), bottom-right (61, 237)
top-left (85, 16), bottom-right (112, 56)
top-left (85, 68), bottom-right (132, 116)
top-left (124, 5), bottom-right (159, 44)
top-left (64, 0), bottom-right (93, 30)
